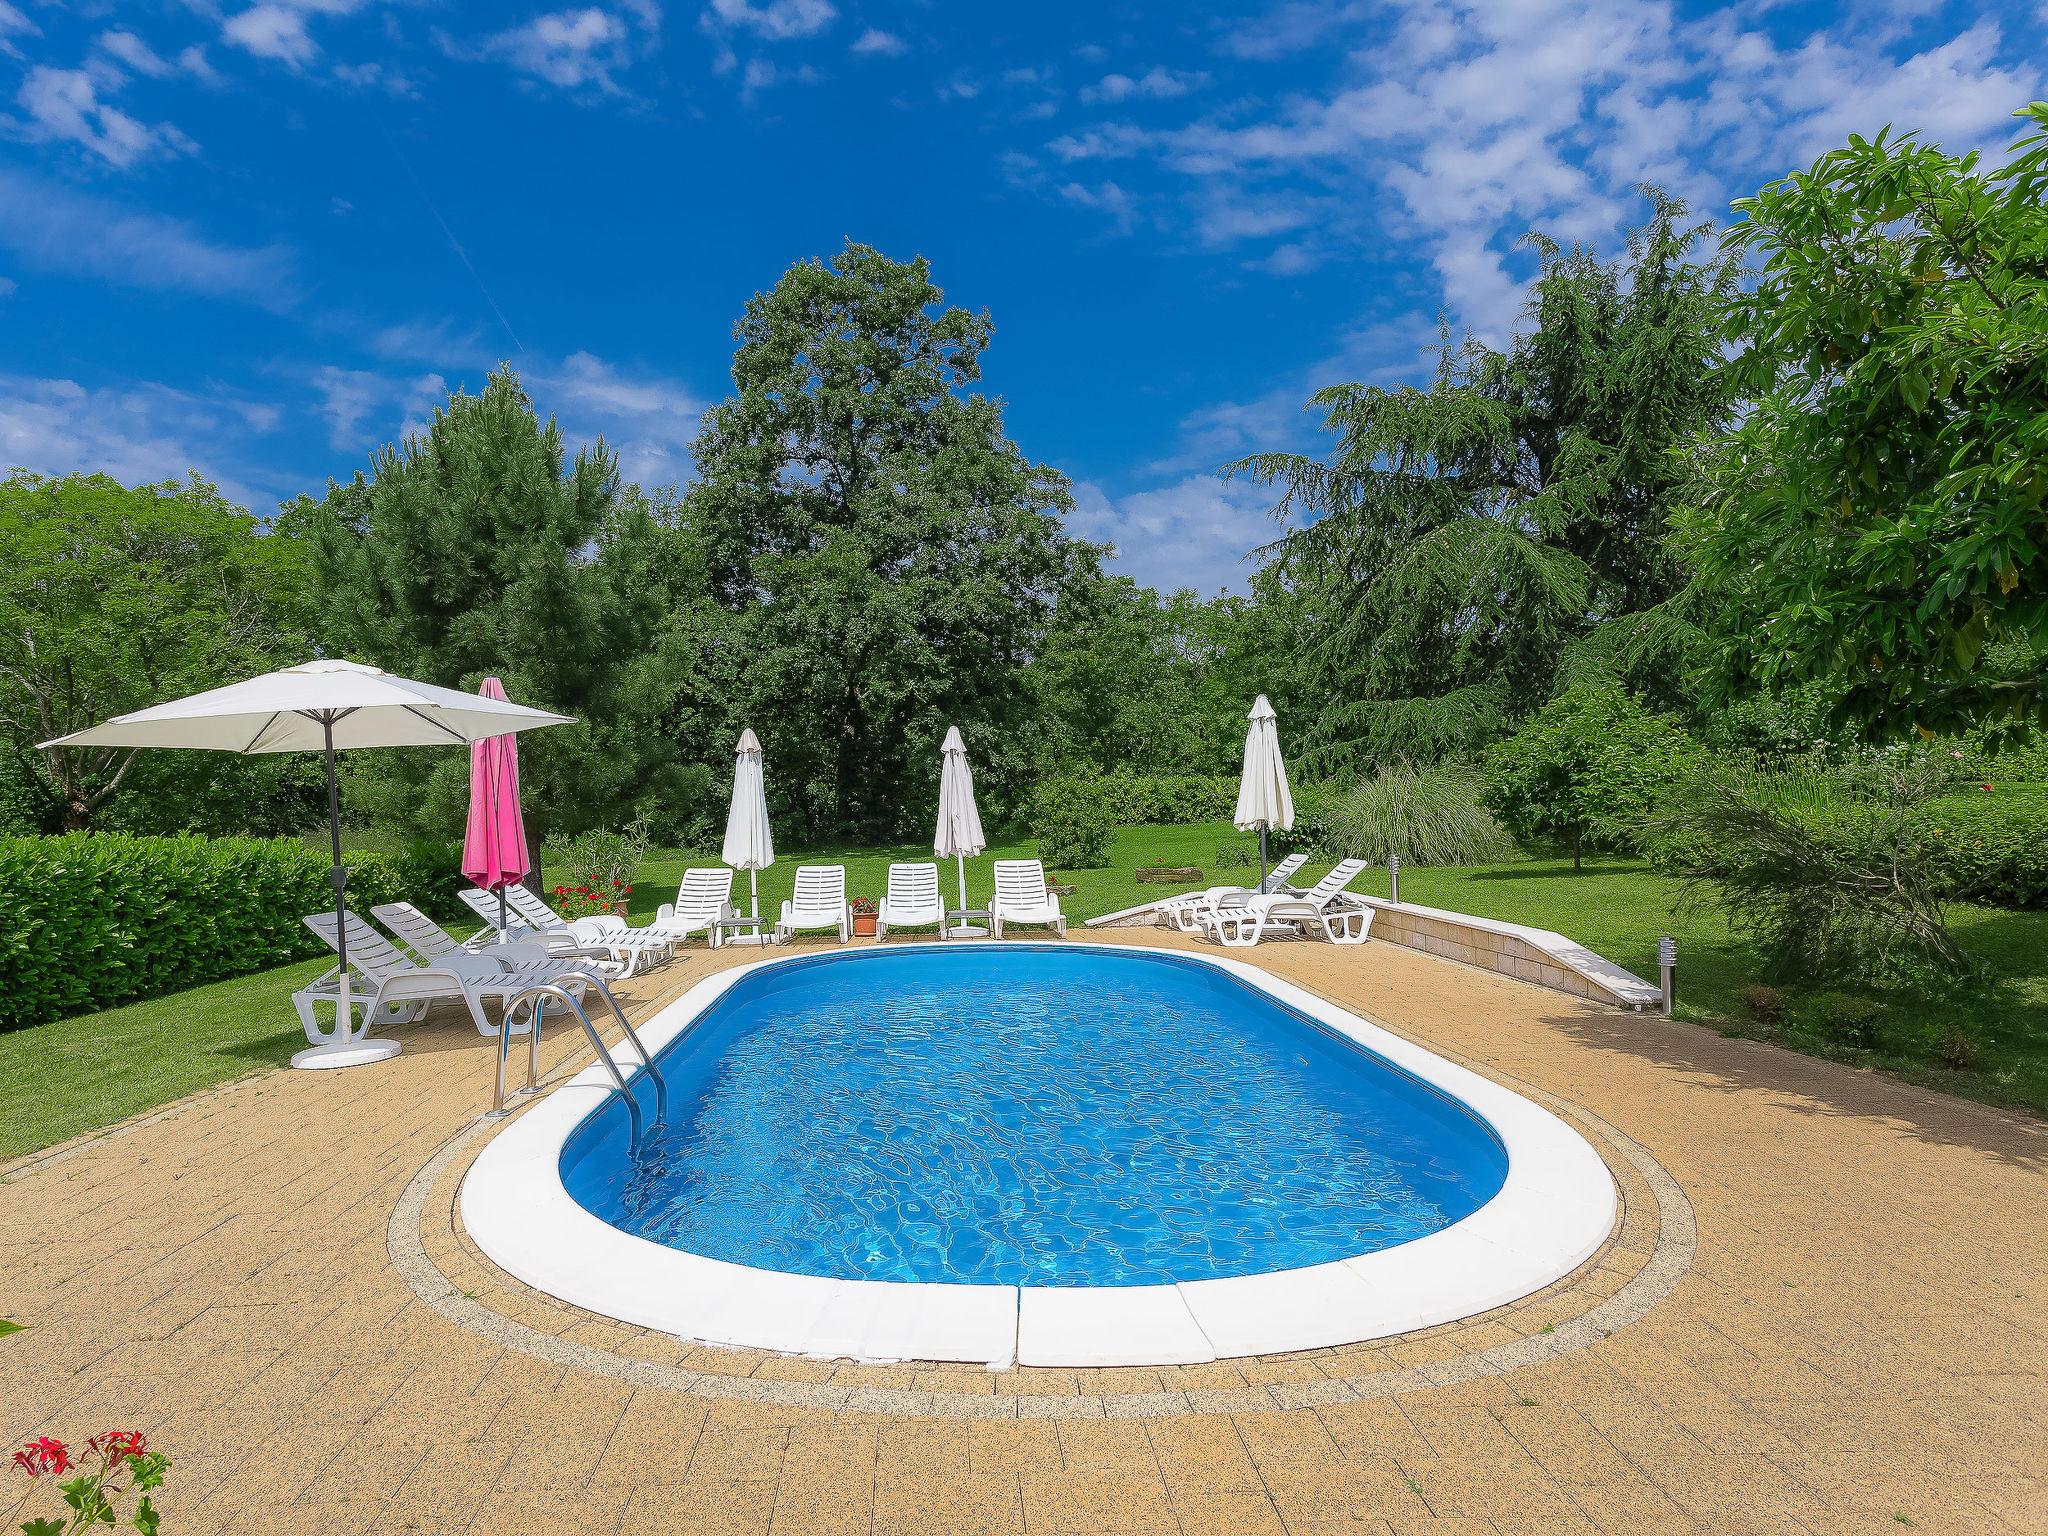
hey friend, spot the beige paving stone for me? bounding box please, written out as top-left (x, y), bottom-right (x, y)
top-left (1020, 1471), bottom-right (1179, 1534)
top-left (967, 1418), bottom-right (1064, 1477)
top-left (2, 929), bottom-right (2042, 1536)
top-left (869, 1471), bottom-right (1023, 1535)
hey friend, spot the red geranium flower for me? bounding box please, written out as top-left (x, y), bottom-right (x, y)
top-left (13, 1436), bottom-right (69, 1476)
top-left (88, 1430), bottom-right (146, 1465)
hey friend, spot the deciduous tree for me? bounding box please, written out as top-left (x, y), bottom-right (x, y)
top-left (1680, 104), bottom-right (2048, 740)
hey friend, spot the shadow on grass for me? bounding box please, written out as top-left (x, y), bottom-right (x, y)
top-left (1534, 1001), bottom-right (2046, 1171)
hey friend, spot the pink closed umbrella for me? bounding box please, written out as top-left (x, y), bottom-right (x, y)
top-left (463, 676), bottom-right (531, 940)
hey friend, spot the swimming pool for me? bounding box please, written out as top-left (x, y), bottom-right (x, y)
top-left (463, 942), bottom-right (1616, 1366)
top-left (561, 946), bottom-right (1508, 1286)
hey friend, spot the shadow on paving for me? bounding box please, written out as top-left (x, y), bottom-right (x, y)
top-left (1535, 1002), bottom-right (2046, 1171)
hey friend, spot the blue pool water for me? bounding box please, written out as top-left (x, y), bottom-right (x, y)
top-left (561, 946), bottom-right (1508, 1287)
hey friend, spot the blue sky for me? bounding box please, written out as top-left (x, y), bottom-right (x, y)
top-left (1, 0), bottom-right (2041, 596)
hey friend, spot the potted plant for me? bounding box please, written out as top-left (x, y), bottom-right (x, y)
top-left (850, 896), bottom-right (878, 937)
top-left (553, 879), bottom-right (630, 920)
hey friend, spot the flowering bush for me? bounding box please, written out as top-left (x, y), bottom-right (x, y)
top-left (849, 896), bottom-right (877, 917)
top-left (12, 1430), bottom-right (169, 1535)
top-left (550, 879), bottom-right (629, 920)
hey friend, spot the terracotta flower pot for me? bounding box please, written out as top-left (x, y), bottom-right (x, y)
top-left (852, 914), bottom-right (878, 937)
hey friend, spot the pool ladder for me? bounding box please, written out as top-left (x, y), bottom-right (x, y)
top-left (491, 970), bottom-right (668, 1146)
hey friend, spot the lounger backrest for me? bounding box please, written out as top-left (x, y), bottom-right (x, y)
top-left (674, 867), bottom-right (735, 921)
top-left (303, 910), bottom-right (415, 981)
top-left (1304, 858), bottom-right (1370, 904)
top-left (1259, 852), bottom-right (1310, 893)
top-left (887, 862), bottom-right (940, 908)
top-left (507, 883), bottom-right (568, 928)
top-left (458, 886), bottom-right (531, 932)
top-left (992, 859), bottom-right (1047, 909)
top-left (371, 901), bottom-right (460, 961)
top-left (790, 864), bottom-right (845, 911)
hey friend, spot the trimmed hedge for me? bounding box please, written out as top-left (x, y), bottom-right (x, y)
top-left (0, 833), bottom-right (461, 1032)
top-left (1907, 785), bottom-right (2048, 908)
top-left (1030, 770), bottom-right (1240, 830)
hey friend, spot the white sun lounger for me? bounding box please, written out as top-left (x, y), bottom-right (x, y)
top-left (457, 884), bottom-right (670, 977)
top-left (990, 858), bottom-right (1066, 938)
top-left (372, 901), bottom-right (595, 976)
top-left (778, 864), bottom-right (850, 944)
top-left (1157, 851), bottom-right (1311, 933)
top-left (294, 910), bottom-right (600, 1044)
top-left (647, 867), bottom-right (737, 948)
top-left (876, 862), bottom-right (946, 939)
top-left (1201, 858), bottom-right (1374, 947)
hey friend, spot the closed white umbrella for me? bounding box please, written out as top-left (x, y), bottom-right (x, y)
top-left (1233, 693), bottom-right (1294, 890)
top-left (934, 725), bottom-right (986, 936)
top-left (42, 658), bottom-right (572, 1070)
top-left (721, 727), bottom-right (774, 938)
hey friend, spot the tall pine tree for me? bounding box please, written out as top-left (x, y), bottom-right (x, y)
top-left (309, 365), bottom-right (688, 841)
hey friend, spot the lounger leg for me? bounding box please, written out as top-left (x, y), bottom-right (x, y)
top-left (1323, 910), bottom-right (1373, 945)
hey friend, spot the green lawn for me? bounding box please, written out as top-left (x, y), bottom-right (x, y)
top-left (3, 823), bottom-right (2042, 1164)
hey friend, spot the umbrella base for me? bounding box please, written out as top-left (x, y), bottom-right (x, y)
top-left (291, 1037), bottom-right (403, 1070)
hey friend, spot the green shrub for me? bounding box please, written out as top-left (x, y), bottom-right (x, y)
top-left (1902, 784), bottom-right (2048, 908)
top-left (1649, 763), bottom-right (1970, 989)
top-left (1316, 763), bottom-right (1515, 866)
top-left (1800, 991), bottom-right (1881, 1049)
top-left (1029, 782), bottom-right (1116, 869)
top-left (1483, 686), bottom-right (1700, 870)
top-left (0, 832), bottom-right (459, 1032)
top-left (1738, 983), bottom-right (1784, 1025)
top-left (1032, 770), bottom-right (1238, 828)
top-left (1934, 1025), bottom-right (1981, 1070)
top-left (545, 821), bottom-right (651, 893)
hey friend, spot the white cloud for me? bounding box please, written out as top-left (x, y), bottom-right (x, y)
top-left (0, 373), bottom-right (288, 513)
top-left (0, 276), bottom-right (16, 299)
top-left (13, 66), bottom-right (197, 169)
top-left (1058, 180), bottom-right (1137, 233)
top-left (0, 169), bottom-right (295, 308)
top-left (1081, 66), bottom-right (1206, 105)
top-left (529, 352), bottom-right (705, 488)
top-left (850, 28), bottom-right (904, 56)
top-left (0, 1), bottom-right (38, 60)
top-left (1069, 474), bottom-right (1280, 596)
top-left (703, 0), bottom-right (834, 42)
top-left (1215, 0), bottom-right (1370, 60)
top-left (472, 8), bottom-right (634, 90)
top-left (223, 5), bottom-right (320, 67)
top-left (97, 32), bottom-right (175, 79)
top-left (1059, 0), bottom-right (2043, 342)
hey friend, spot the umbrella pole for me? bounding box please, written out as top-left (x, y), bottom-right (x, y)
top-left (1259, 826), bottom-right (1268, 892)
top-left (290, 713), bottom-right (400, 1070)
top-left (498, 885), bottom-right (509, 945)
top-left (957, 854), bottom-right (967, 914)
top-left (750, 868), bottom-right (759, 922)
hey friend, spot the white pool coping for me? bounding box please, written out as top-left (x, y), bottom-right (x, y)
top-left (460, 941), bottom-right (1617, 1369)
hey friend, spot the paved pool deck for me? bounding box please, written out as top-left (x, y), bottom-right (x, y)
top-left (1, 928), bottom-right (2041, 1534)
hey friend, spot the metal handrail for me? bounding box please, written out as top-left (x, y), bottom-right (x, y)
top-left (495, 982), bottom-right (647, 1149)
top-left (553, 968), bottom-right (668, 1123)
top-left (486, 970), bottom-right (667, 1135)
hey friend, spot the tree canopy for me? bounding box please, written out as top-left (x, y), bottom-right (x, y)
top-left (0, 471), bottom-right (314, 831)
top-left (1680, 103), bottom-right (2048, 741)
top-left (1232, 194), bottom-right (1737, 770)
top-left (665, 241), bottom-right (1093, 838)
top-left (307, 365), bottom-right (690, 841)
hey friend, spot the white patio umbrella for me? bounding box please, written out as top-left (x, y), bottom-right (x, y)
top-left (41, 658), bottom-right (572, 1070)
top-left (934, 725), bottom-right (986, 936)
top-left (1233, 693), bottom-right (1294, 890)
top-left (720, 727), bottom-right (774, 940)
